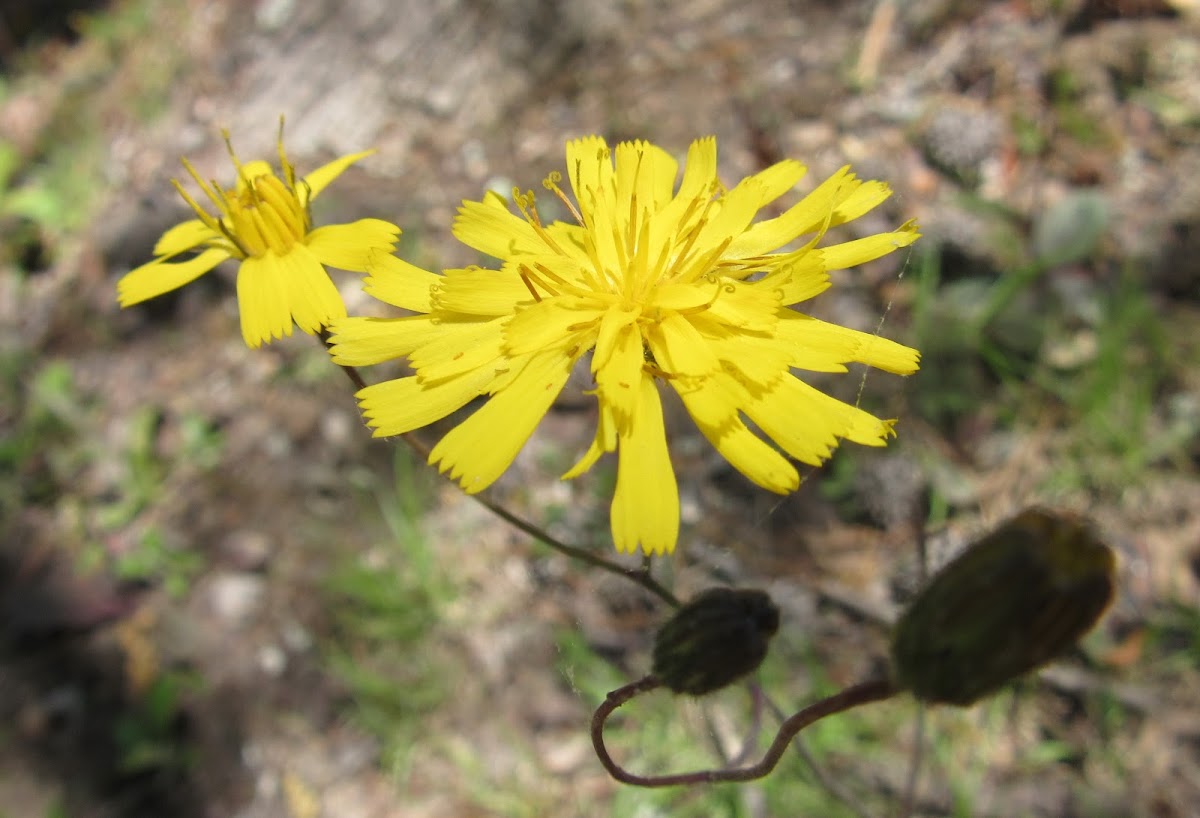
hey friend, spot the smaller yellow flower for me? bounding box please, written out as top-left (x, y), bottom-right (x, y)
top-left (117, 126), bottom-right (400, 347)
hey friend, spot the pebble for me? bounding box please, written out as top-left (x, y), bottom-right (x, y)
top-left (206, 572), bottom-right (265, 628)
top-left (220, 530), bottom-right (273, 572)
top-left (258, 644), bottom-right (287, 676)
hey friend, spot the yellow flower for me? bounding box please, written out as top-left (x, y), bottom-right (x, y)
top-left (117, 128), bottom-right (400, 347)
top-left (331, 136), bottom-right (920, 555)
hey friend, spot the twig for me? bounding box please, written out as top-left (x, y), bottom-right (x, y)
top-left (592, 675), bottom-right (898, 787)
top-left (853, 0), bottom-right (897, 88)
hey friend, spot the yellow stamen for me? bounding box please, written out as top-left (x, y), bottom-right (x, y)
top-left (543, 171), bottom-right (583, 225)
top-left (677, 236), bottom-right (733, 285)
top-left (513, 188), bottom-right (572, 258)
top-left (518, 266), bottom-right (544, 303)
top-left (276, 116), bottom-right (297, 189)
top-left (221, 129), bottom-right (251, 190)
top-left (179, 157), bottom-right (223, 217)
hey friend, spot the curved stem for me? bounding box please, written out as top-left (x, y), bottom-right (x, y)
top-left (762, 689), bottom-right (876, 818)
top-left (324, 345), bottom-right (680, 608)
top-left (592, 676), bottom-right (898, 787)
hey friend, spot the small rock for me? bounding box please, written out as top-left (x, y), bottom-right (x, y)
top-left (206, 572), bottom-right (265, 628)
top-left (319, 409), bottom-right (353, 448)
top-left (258, 644), bottom-right (287, 676)
top-left (220, 530), bottom-right (273, 572)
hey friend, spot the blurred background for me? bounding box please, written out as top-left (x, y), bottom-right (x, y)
top-left (1, 0), bottom-right (1198, 816)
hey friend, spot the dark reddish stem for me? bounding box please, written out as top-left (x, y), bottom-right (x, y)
top-left (592, 675), bottom-right (898, 787)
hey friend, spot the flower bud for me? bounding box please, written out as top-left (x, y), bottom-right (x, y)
top-left (652, 588), bottom-right (780, 696)
top-left (891, 507), bottom-right (1116, 706)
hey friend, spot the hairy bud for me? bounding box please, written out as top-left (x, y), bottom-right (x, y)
top-left (652, 588), bottom-right (780, 696)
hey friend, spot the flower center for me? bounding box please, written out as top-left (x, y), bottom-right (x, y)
top-left (219, 173), bottom-right (308, 258)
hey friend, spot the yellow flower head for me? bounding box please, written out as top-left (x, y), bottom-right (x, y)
top-left (117, 125), bottom-right (401, 347)
top-left (330, 136), bottom-right (921, 555)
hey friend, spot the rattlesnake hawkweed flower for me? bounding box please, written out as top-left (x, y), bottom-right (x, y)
top-left (330, 136), bottom-right (920, 554)
top-left (117, 125), bottom-right (400, 347)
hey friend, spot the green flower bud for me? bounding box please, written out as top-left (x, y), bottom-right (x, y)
top-left (652, 588), bottom-right (780, 696)
top-left (891, 507), bottom-right (1116, 706)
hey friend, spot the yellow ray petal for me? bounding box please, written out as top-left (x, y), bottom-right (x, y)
top-left (777, 311), bottom-right (919, 375)
top-left (689, 178), bottom-right (765, 263)
top-left (411, 317), bottom-right (507, 382)
top-left (821, 220), bottom-right (921, 271)
top-left (831, 180), bottom-right (891, 225)
top-left (784, 378), bottom-right (898, 447)
top-left (679, 137), bottom-right (718, 196)
top-left (642, 141), bottom-right (681, 211)
top-left (453, 198), bottom-right (546, 259)
top-left (774, 311), bottom-right (867, 370)
top-left (613, 140), bottom-right (678, 214)
top-left (645, 311), bottom-right (720, 377)
top-left (585, 187), bottom-right (622, 287)
top-left (543, 221), bottom-right (591, 265)
top-left (763, 252), bottom-right (829, 306)
top-left (703, 278), bottom-right (782, 333)
top-left (649, 281), bottom-right (719, 312)
top-left (429, 352), bottom-right (571, 493)
top-left (236, 254), bottom-right (294, 347)
top-left (499, 252), bottom-right (594, 292)
top-left (591, 304), bottom-right (638, 372)
top-left (435, 267), bottom-right (533, 316)
top-left (306, 219), bottom-right (400, 272)
top-left (358, 366), bottom-right (498, 437)
top-left (153, 219), bottom-right (221, 256)
top-left (235, 160), bottom-right (274, 193)
top-left (117, 248), bottom-right (229, 307)
top-left (593, 313), bottom-right (644, 428)
top-left (273, 244), bottom-right (346, 334)
top-left (675, 376), bottom-right (799, 494)
top-left (745, 159), bottom-right (807, 207)
top-left (301, 149), bottom-right (374, 200)
top-left (365, 251), bottom-right (442, 313)
top-left (743, 375), bottom-right (845, 466)
top-left (722, 166), bottom-right (855, 259)
top-left (611, 374), bottom-right (679, 555)
top-left (504, 296), bottom-right (603, 357)
top-left (654, 136), bottom-right (718, 229)
top-left (328, 315), bottom-right (443, 366)
top-left (563, 401), bottom-right (618, 480)
top-left (565, 135), bottom-right (614, 227)
top-left (711, 336), bottom-right (793, 390)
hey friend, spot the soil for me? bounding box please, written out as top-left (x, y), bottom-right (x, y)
top-left (2, 0), bottom-right (1199, 817)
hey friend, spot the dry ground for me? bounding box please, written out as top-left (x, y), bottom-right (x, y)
top-left (2, 1), bottom-right (1199, 816)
